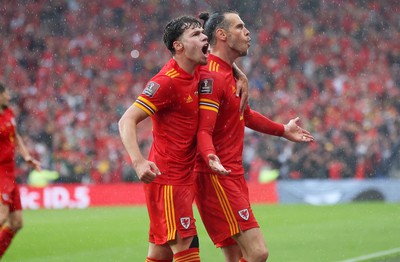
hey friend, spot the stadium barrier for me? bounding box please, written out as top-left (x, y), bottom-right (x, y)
top-left (19, 182), bottom-right (278, 210)
top-left (277, 179), bottom-right (400, 205)
top-left (20, 183), bottom-right (145, 210)
top-left (21, 179), bottom-right (400, 209)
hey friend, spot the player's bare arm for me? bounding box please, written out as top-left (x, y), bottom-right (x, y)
top-left (283, 117), bottom-right (315, 143)
top-left (232, 63), bottom-right (248, 113)
top-left (119, 105), bottom-right (161, 183)
top-left (16, 133), bottom-right (41, 171)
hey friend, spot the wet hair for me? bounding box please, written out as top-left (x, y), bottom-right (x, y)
top-left (163, 15), bottom-right (203, 54)
top-left (0, 83), bottom-right (5, 94)
top-left (199, 9), bottom-right (238, 46)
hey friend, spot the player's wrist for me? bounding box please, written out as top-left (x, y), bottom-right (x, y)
top-left (205, 150), bottom-right (216, 158)
top-left (130, 156), bottom-right (146, 168)
top-left (283, 124), bottom-right (288, 136)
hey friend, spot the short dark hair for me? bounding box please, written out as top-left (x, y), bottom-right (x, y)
top-left (0, 83), bottom-right (5, 94)
top-left (163, 15), bottom-right (203, 54)
top-left (199, 9), bottom-right (238, 46)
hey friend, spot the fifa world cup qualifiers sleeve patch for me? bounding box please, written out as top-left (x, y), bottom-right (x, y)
top-left (199, 79), bottom-right (213, 94)
top-left (143, 81), bottom-right (160, 98)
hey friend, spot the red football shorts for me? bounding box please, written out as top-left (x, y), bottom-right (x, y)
top-left (0, 178), bottom-right (22, 212)
top-left (195, 173), bottom-right (259, 247)
top-left (144, 182), bottom-right (197, 245)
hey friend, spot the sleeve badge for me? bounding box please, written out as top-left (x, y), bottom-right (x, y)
top-left (143, 81), bottom-right (160, 97)
top-left (199, 78), bottom-right (213, 94)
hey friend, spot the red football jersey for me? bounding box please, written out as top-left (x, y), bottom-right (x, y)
top-left (195, 54), bottom-right (283, 177)
top-left (195, 54), bottom-right (246, 177)
top-left (134, 59), bottom-right (200, 185)
top-left (0, 107), bottom-right (16, 177)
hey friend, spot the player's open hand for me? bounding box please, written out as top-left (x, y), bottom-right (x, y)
top-left (283, 117), bottom-right (315, 143)
top-left (208, 154), bottom-right (231, 175)
top-left (134, 159), bottom-right (161, 184)
top-left (26, 157), bottom-right (42, 172)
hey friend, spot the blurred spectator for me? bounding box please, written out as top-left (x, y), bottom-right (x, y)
top-left (1, 0), bottom-right (399, 183)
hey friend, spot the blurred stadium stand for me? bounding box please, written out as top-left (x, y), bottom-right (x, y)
top-left (1, 0), bottom-right (399, 184)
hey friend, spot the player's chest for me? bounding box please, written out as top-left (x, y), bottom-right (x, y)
top-left (220, 84), bottom-right (241, 111)
top-left (170, 81), bottom-right (199, 114)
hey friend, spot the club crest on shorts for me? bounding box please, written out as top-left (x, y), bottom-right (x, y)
top-left (143, 81), bottom-right (160, 97)
top-left (238, 209), bottom-right (249, 221)
top-left (180, 217), bottom-right (191, 229)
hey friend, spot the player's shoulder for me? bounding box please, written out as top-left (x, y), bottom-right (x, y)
top-left (151, 60), bottom-right (186, 85)
top-left (150, 73), bottom-right (173, 86)
top-left (199, 64), bottom-right (224, 82)
top-left (4, 107), bottom-right (14, 116)
top-left (198, 61), bottom-right (226, 96)
top-left (200, 56), bottom-right (229, 78)
top-left (144, 62), bottom-right (192, 97)
top-left (158, 59), bottom-right (183, 79)
top-left (1, 107), bottom-right (16, 126)
top-left (149, 61), bottom-right (177, 86)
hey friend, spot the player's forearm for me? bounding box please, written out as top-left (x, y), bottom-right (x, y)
top-left (197, 110), bottom-right (218, 163)
top-left (118, 114), bottom-right (146, 167)
top-left (197, 130), bottom-right (216, 162)
top-left (245, 109), bottom-right (284, 136)
top-left (232, 63), bottom-right (246, 79)
top-left (232, 63), bottom-right (248, 112)
top-left (16, 133), bottom-right (33, 161)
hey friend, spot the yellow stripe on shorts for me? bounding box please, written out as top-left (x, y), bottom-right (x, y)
top-left (164, 185), bottom-right (176, 241)
top-left (210, 174), bottom-right (239, 236)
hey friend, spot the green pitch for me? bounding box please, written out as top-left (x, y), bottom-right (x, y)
top-left (3, 203), bottom-right (400, 262)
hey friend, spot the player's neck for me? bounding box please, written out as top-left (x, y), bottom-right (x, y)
top-left (173, 56), bottom-right (197, 75)
top-left (210, 46), bottom-right (237, 66)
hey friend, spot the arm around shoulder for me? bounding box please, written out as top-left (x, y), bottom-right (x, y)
top-left (232, 63), bottom-right (248, 113)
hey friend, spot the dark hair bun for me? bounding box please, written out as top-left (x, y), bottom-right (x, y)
top-left (199, 12), bottom-right (210, 24)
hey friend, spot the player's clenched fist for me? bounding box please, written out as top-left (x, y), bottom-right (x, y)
top-left (134, 160), bottom-right (161, 184)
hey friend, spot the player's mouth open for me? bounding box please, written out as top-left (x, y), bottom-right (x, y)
top-left (202, 43), bottom-right (209, 55)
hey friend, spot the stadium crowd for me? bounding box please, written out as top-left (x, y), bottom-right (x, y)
top-left (1, 0), bottom-right (399, 184)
